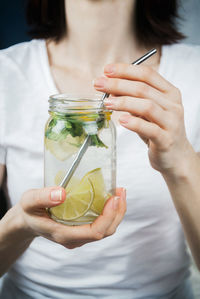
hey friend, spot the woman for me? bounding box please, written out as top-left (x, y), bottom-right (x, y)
top-left (0, 0), bottom-right (200, 298)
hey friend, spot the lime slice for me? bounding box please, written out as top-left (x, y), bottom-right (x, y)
top-left (82, 168), bottom-right (110, 214)
top-left (50, 177), bottom-right (94, 221)
top-left (45, 135), bottom-right (83, 161)
top-left (54, 170), bottom-right (80, 192)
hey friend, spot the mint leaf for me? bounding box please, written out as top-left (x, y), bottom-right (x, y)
top-left (46, 113), bottom-right (108, 148)
top-left (90, 135), bottom-right (107, 148)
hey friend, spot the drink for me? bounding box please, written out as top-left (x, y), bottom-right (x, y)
top-left (44, 94), bottom-right (116, 225)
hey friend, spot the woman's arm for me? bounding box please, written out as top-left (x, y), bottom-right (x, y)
top-left (94, 62), bottom-right (200, 269)
top-left (162, 149), bottom-right (200, 270)
top-left (0, 186), bottom-right (126, 276)
top-left (0, 203), bottom-right (34, 276)
top-left (0, 164), bottom-right (32, 276)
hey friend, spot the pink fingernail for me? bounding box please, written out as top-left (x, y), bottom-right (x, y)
top-left (104, 64), bottom-right (116, 75)
top-left (51, 189), bottom-right (63, 202)
top-left (93, 77), bottom-right (107, 89)
top-left (113, 196), bottom-right (120, 210)
top-left (104, 99), bottom-right (114, 107)
top-left (119, 115), bottom-right (129, 124)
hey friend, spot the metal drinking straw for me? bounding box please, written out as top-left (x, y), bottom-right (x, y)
top-left (59, 48), bottom-right (157, 188)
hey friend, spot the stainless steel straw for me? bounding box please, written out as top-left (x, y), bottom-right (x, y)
top-left (59, 48), bottom-right (157, 188)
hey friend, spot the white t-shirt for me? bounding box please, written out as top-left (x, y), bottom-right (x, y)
top-left (1, 40), bottom-right (200, 299)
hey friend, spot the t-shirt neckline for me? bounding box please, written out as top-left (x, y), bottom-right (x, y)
top-left (39, 39), bottom-right (166, 97)
top-left (39, 40), bottom-right (59, 95)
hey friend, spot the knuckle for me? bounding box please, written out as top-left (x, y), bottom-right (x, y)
top-left (93, 231), bottom-right (104, 241)
top-left (174, 103), bottom-right (184, 119)
top-left (32, 189), bottom-right (45, 207)
top-left (163, 134), bottom-right (174, 151)
top-left (34, 189), bottom-right (41, 204)
top-left (106, 227), bottom-right (117, 237)
top-left (139, 65), bottom-right (153, 80)
top-left (52, 231), bottom-right (65, 245)
top-left (173, 87), bottom-right (182, 103)
top-left (144, 101), bottom-right (155, 116)
top-left (134, 82), bottom-right (149, 97)
top-left (175, 87), bottom-right (181, 97)
top-left (133, 118), bottom-right (141, 131)
top-left (21, 189), bottom-right (36, 211)
top-left (117, 97), bottom-right (129, 110)
top-left (157, 131), bottom-right (174, 151)
top-left (118, 63), bottom-right (127, 74)
top-left (111, 78), bottom-right (120, 91)
top-left (151, 126), bottom-right (160, 139)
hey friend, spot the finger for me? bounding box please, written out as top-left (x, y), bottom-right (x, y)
top-left (104, 96), bottom-right (168, 128)
top-left (57, 197), bottom-right (119, 243)
top-left (138, 134), bottom-right (150, 146)
top-left (22, 187), bottom-right (66, 212)
top-left (104, 63), bottom-right (173, 93)
top-left (33, 195), bottom-right (121, 248)
top-left (105, 188), bottom-right (127, 237)
top-left (89, 196), bottom-right (120, 238)
top-left (94, 76), bottom-right (168, 109)
top-left (119, 114), bottom-right (166, 148)
top-left (63, 192), bottom-right (126, 246)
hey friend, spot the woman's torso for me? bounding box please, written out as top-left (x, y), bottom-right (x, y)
top-left (1, 40), bottom-right (200, 298)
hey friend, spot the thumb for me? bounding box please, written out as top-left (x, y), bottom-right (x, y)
top-left (21, 187), bottom-right (66, 212)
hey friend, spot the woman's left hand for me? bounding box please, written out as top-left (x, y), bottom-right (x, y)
top-left (94, 63), bottom-right (193, 176)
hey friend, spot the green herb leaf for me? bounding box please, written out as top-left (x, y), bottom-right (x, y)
top-left (90, 135), bottom-right (108, 148)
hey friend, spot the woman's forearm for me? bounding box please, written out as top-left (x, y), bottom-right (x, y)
top-left (0, 204), bottom-right (34, 276)
top-left (0, 187), bottom-right (126, 276)
top-left (162, 146), bottom-right (200, 269)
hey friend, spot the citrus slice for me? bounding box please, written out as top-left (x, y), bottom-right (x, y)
top-left (45, 135), bottom-right (83, 161)
top-left (50, 177), bottom-right (94, 221)
top-left (54, 170), bottom-right (80, 192)
top-left (82, 168), bottom-right (110, 214)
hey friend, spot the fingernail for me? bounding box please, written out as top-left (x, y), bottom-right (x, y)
top-left (93, 77), bottom-right (107, 89)
top-left (104, 64), bottom-right (116, 75)
top-left (104, 98), bottom-right (114, 107)
top-left (119, 115), bottom-right (129, 124)
top-left (113, 196), bottom-right (120, 210)
top-left (51, 189), bottom-right (63, 202)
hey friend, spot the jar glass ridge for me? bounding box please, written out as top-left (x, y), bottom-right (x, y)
top-left (44, 93), bottom-right (116, 225)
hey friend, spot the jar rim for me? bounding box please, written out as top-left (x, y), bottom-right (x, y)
top-left (50, 93), bottom-right (103, 102)
top-left (49, 93), bottom-right (110, 113)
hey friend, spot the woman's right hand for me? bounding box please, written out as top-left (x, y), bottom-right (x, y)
top-left (17, 187), bottom-right (126, 249)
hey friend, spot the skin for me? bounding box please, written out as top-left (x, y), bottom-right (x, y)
top-left (0, 0), bottom-right (136, 276)
top-left (0, 0), bottom-right (200, 278)
top-left (93, 63), bottom-right (200, 269)
top-left (0, 186), bottom-right (126, 276)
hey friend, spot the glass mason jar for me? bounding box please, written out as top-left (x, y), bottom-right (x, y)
top-left (44, 94), bottom-right (116, 225)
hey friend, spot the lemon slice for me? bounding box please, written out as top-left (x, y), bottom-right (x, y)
top-left (45, 135), bottom-right (83, 161)
top-left (50, 177), bottom-right (94, 221)
top-left (82, 168), bottom-right (110, 214)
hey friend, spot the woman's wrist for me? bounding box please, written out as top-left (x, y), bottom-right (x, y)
top-left (0, 204), bottom-right (35, 244)
top-left (161, 143), bottom-right (200, 184)
top-left (0, 204), bottom-right (35, 276)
